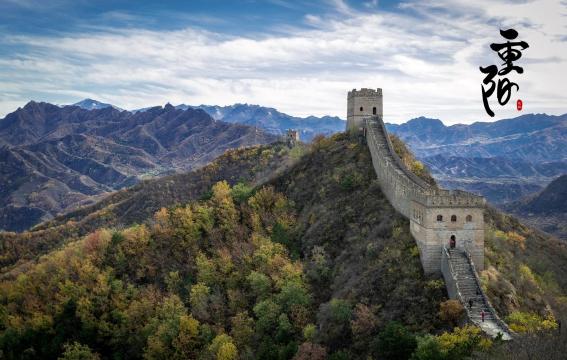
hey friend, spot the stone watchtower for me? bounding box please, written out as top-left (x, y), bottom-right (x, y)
top-left (286, 129), bottom-right (300, 146)
top-left (347, 88), bottom-right (383, 132)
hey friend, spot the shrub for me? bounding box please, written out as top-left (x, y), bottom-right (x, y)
top-left (506, 311), bottom-right (558, 333)
top-left (59, 342), bottom-right (100, 360)
top-left (436, 325), bottom-right (484, 359)
top-left (303, 324), bottom-right (317, 341)
top-left (439, 300), bottom-right (464, 326)
top-left (351, 303), bottom-right (378, 337)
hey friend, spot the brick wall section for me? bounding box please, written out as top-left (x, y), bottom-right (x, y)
top-left (347, 88), bottom-right (486, 274)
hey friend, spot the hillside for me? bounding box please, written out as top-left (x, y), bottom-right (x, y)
top-left (503, 175), bottom-right (567, 240)
top-left (0, 102), bottom-right (278, 232)
top-left (0, 142), bottom-right (297, 272)
top-left (1, 134), bottom-right (567, 359)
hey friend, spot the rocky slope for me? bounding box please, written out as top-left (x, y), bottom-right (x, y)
top-left (187, 104), bottom-right (345, 141)
top-left (0, 102), bottom-right (278, 231)
top-left (503, 174), bottom-right (567, 240)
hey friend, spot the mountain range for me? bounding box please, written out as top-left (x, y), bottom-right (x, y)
top-left (0, 101), bottom-right (277, 231)
top-left (386, 114), bottom-right (567, 204)
top-left (75, 99), bottom-right (345, 141)
top-left (182, 104), bottom-right (345, 141)
top-left (1, 98), bottom-right (565, 234)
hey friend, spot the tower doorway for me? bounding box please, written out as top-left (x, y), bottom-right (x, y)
top-left (450, 235), bottom-right (456, 249)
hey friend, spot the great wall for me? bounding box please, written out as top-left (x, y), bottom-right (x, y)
top-left (347, 88), bottom-right (512, 339)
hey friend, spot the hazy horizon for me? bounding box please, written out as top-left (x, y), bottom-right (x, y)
top-left (7, 97), bottom-right (565, 128)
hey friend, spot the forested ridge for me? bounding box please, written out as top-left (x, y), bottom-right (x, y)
top-left (0, 142), bottom-right (296, 275)
top-left (1, 133), bottom-right (567, 359)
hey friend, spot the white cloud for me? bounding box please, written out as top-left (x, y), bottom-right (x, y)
top-left (0, 0), bottom-right (565, 124)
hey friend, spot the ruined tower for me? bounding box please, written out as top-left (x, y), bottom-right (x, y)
top-left (286, 129), bottom-right (300, 146)
top-left (347, 88), bottom-right (383, 132)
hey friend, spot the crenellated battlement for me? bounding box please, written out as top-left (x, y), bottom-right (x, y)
top-left (348, 88), bottom-right (383, 98)
top-left (347, 88), bottom-right (383, 132)
top-left (414, 189), bottom-right (486, 208)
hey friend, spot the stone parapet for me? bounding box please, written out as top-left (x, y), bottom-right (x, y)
top-left (348, 88), bottom-right (383, 98)
top-left (413, 190), bottom-right (485, 208)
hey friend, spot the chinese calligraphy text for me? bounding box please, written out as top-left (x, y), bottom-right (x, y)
top-left (480, 29), bottom-right (529, 117)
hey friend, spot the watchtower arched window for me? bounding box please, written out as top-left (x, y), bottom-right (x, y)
top-left (359, 106), bottom-right (363, 112)
top-left (373, 106), bottom-right (377, 115)
top-left (466, 215), bottom-right (472, 222)
top-left (436, 215), bottom-right (443, 222)
top-left (451, 215), bottom-right (457, 222)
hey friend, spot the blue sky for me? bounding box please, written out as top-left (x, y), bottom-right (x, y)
top-left (0, 0), bottom-right (566, 123)
top-left (0, 1), bottom-right (402, 35)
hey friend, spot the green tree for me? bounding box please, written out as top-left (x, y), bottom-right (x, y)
top-left (59, 342), bottom-right (101, 360)
top-left (506, 311), bottom-right (558, 333)
top-left (247, 271), bottom-right (272, 300)
top-left (217, 342), bottom-right (238, 360)
top-left (303, 324), bottom-right (317, 342)
top-left (411, 335), bottom-right (444, 360)
top-left (373, 321), bottom-right (417, 360)
top-left (208, 334), bottom-right (238, 360)
top-left (196, 253), bottom-right (219, 286)
top-left (144, 296), bottom-right (188, 360)
top-left (436, 325), bottom-right (483, 359)
top-left (211, 181), bottom-right (239, 241)
top-left (231, 182), bottom-right (254, 204)
top-left (189, 283), bottom-right (211, 321)
top-left (276, 281), bottom-right (310, 313)
top-left (230, 312), bottom-right (255, 350)
top-left (172, 314), bottom-right (200, 359)
top-left (317, 298), bottom-right (353, 347)
top-left (253, 299), bottom-right (281, 334)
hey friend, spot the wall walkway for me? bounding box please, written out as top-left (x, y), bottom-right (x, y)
top-left (363, 116), bottom-right (510, 339)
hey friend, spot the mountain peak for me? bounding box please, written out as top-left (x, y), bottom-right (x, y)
top-left (406, 116), bottom-right (445, 128)
top-left (23, 100), bottom-right (39, 109)
top-left (72, 99), bottom-right (122, 111)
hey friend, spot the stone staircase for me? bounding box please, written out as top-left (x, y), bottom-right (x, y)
top-left (446, 248), bottom-right (512, 340)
